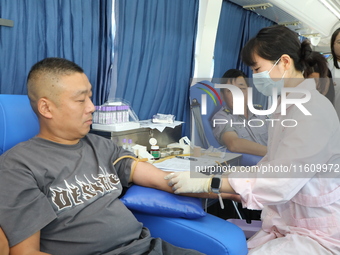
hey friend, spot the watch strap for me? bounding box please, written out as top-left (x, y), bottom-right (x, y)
top-left (210, 175), bottom-right (224, 209)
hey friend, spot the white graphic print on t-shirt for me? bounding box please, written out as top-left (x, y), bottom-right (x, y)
top-left (50, 166), bottom-right (120, 211)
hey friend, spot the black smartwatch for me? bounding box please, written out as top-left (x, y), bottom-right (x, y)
top-left (211, 175), bottom-right (222, 193)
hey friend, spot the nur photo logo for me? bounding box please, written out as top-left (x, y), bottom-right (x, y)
top-left (200, 83), bottom-right (312, 128)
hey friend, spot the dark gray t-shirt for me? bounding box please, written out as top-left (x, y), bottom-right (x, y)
top-left (0, 134), bottom-right (152, 254)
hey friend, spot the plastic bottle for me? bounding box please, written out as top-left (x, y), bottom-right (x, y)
top-left (116, 106), bottom-right (121, 123)
top-left (112, 106), bottom-right (117, 124)
top-left (106, 106), bottom-right (111, 124)
top-left (125, 105), bottom-right (130, 122)
top-left (149, 138), bottom-right (160, 160)
top-left (122, 106), bottom-right (127, 122)
top-left (93, 106), bottom-right (99, 123)
top-left (128, 139), bottom-right (133, 152)
top-left (98, 106), bottom-right (103, 124)
top-left (150, 145), bottom-right (160, 160)
top-left (122, 138), bottom-right (127, 150)
top-left (105, 106), bottom-right (110, 124)
top-left (102, 106), bottom-right (108, 124)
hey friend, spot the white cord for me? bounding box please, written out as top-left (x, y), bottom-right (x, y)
top-left (218, 193), bottom-right (224, 209)
top-left (232, 200), bottom-right (243, 219)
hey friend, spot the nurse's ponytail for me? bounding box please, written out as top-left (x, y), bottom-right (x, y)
top-left (241, 25), bottom-right (327, 79)
top-left (300, 40), bottom-right (328, 79)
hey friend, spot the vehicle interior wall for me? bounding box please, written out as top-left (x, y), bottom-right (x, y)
top-left (1, 0), bottom-right (338, 137)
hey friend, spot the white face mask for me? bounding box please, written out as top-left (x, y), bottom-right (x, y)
top-left (252, 58), bottom-right (286, 96)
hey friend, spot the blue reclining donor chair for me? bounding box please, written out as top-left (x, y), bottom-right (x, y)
top-left (190, 80), bottom-right (263, 166)
top-left (0, 94), bottom-right (248, 255)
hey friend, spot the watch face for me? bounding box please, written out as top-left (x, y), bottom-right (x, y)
top-left (211, 177), bottom-right (221, 189)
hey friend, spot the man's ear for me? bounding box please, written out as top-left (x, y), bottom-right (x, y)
top-left (37, 98), bottom-right (53, 119)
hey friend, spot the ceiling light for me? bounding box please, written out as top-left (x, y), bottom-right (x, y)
top-left (279, 21), bottom-right (301, 27)
top-left (300, 33), bottom-right (321, 37)
top-left (243, 3), bottom-right (273, 11)
top-left (311, 37), bottom-right (321, 46)
top-left (300, 33), bottom-right (322, 46)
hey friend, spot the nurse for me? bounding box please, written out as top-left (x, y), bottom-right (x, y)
top-left (327, 28), bottom-right (340, 120)
top-left (166, 25), bottom-right (340, 254)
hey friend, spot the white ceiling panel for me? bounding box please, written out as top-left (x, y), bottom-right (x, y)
top-left (229, 0), bottom-right (340, 53)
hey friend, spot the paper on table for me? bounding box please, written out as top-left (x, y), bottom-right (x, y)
top-left (139, 119), bottom-right (183, 132)
top-left (153, 157), bottom-right (190, 172)
top-left (153, 156), bottom-right (218, 172)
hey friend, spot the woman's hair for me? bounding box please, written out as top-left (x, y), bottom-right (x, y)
top-left (241, 25), bottom-right (328, 79)
top-left (220, 69), bottom-right (249, 93)
top-left (306, 64), bottom-right (334, 103)
top-left (303, 49), bottom-right (328, 79)
top-left (330, 28), bottom-right (340, 69)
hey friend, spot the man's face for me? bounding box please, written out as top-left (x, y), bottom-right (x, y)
top-left (49, 72), bottom-right (95, 143)
top-left (221, 76), bottom-right (248, 109)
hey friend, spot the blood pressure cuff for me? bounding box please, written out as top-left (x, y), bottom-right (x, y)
top-left (121, 185), bottom-right (206, 219)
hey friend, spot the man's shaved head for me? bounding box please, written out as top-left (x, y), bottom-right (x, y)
top-left (27, 57), bottom-right (84, 114)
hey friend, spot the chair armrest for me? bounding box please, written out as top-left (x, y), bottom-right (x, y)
top-left (121, 185), bottom-right (248, 254)
top-left (239, 153), bottom-right (262, 166)
top-left (121, 185), bottom-right (206, 219)
top-left (224, 148), bottom-right (262, 166)
top-left (132, 210), bottom-right (248, 255)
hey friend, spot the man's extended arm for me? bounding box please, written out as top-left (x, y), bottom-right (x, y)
top-left (131, 162), bottom-right (241, 202)
top-left (130, 161), bottom-right (174, 193)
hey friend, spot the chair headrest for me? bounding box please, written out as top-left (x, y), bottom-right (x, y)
top-left (0, 95), bottom-right (39, 155)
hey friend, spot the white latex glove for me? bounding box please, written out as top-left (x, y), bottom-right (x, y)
top-left (164, 171), bottom-right (211, 194)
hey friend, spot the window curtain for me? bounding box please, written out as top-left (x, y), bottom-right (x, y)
top-left (213, 0), bottom-right (275, 108)
top-left (111, 0), bottom-right (198, 136)
top-left (0, 0), bottom-right (113, 106)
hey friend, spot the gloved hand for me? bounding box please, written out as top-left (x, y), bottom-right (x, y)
top-left (164, 171), bottom-right (212, 194)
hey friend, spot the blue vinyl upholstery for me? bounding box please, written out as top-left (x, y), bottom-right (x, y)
top-left (133, 210), bottom-right (248, 255)
top-left (121, 185), bottom-right (207, 219)
top-left (190, 81), bottom-right (262, 166)
top-left (0, 94), bottom-right (39, 154)
top-left (0, 94), bottom-right (248, 255)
